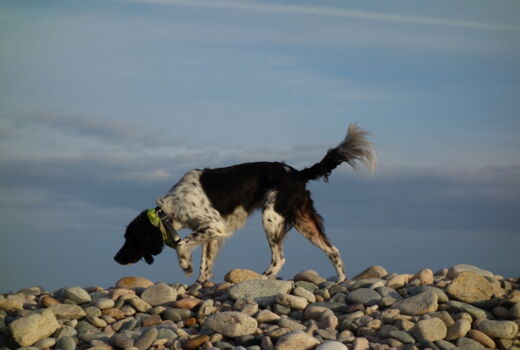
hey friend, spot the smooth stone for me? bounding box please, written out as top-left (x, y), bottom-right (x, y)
top-left (62, 287), bottom-right (91, 304)
top-left (412, 268), bottom-right (434, 285)
top-left (446, 271), bottom-right (494, 303)
top-left (446, 318), bottom-right (471, 340)
top-left (33, 337), bottom-right (56, 349)
top-left (388, 330), bottom-right (415, 344)
top-left (447, 264), bottom-right (494, 279)
top-left (448, 300), bottom-right (488, 320)
top-left (84, 306), bottom-right (101, 318)
top-left (128, 297), bottom-right (152, 312)
top-left (142, 314), bottom-right (162, 327)
top-left (386, 274), bottom-right (413, 289)
top-left (0, 295), bottom-right (24, 312)
top-left (94, 298), bottom-right (114, 310)
top-left (316, 341), bottom-right (348, 350)
top-left (293, 270), bottom-right (326, 285)
top-left (457, 337), bottom-right (485, 350)
top-left (413, 318), bottom-right (447, 342)
top-left (294, 281), bottom-right (319, 293)
top-left (352, 265), bottom-right (388, 280)
top-left (346, 288), bottom-right (381, 306)
top-left (407, 286), bottom-right (449, 303)
top-left (256, 309), bottom-right (281, 323)
top-left (140, 283), bottom-right (177, 307)
top-left (54, 326), bottom-right (77, 339)
top-left (48, 304), bottom-right (86, 320)
top-left (55, 336), bottom-right (76, 350)
top-left (184, 335), bottom-right (210, 350)
top-left (352, 337), bottom-right (370, 350)
top-left (101, 308), bottom-right (124, 320)
top-left (477, 319), bottom-right (518, 339)
top-left (224, 269), bottom-right (263, 283)
top-left (134, 327), bottom-right (158, 350)
top-left (293, 287), bottom-right (316, 303)
top-left (204, 311), bottom-right (258, 337)
top-left (434, 340), bottom-right (457, 350)
top-left (510, 302), bottom-right (520, 319)
top-left (109, 333), bottom-right (134, 348)
top-left (9, 310), bottom-right (60, 347)
top-left (163, 308), bottom-right (191, 322)
top-left (375, 286), bottom-right (402, 300)
top-left (279, 317), bottom-right (306, 331)
top-left (157, 328), bottom-right (177, 341)
top-left (228, 280), bottom-right (292, 306)
top-left (276, 294), bottom-right (308, 310)
top-left (76, 320), bottom-right (102, 334)
top-left (275, 330), bottom-right (320, 350)
top-left (115, 277), bottom-right (154, 289)
top-left (467, 329), bottom-right (496, 348)
top-left (173, 297), bottom-right (202, 310)
top-left (40, 295), bottom-right (61, 307)
top-left (394, 291), bottom-right (438, 315)
top-left (429, 311), bottom-right (455, 328)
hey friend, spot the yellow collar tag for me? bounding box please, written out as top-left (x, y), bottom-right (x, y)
top-left (146, 208), bottom-right (161, 227)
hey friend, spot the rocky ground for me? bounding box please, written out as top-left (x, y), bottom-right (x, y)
top-left (0, 264), bottom-right (519, 350)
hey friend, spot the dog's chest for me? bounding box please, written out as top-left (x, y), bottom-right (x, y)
top-left (223, 206), bottom-right (248, 232)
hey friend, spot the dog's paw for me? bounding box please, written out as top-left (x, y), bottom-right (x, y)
top-left (182, 265), bottom-right (193, 276)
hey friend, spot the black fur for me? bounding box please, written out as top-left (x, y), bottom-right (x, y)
top-left (114, 210), bottom-right (164, 265)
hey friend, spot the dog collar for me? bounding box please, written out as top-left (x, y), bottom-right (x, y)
top-left (147, 207), bottom-right (180, 249)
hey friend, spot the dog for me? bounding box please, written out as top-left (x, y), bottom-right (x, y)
top-left (114, 124), bottom-right (376, 282)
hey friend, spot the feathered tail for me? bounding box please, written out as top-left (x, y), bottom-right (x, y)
top-left (299, 124), bottom-right (377, 182)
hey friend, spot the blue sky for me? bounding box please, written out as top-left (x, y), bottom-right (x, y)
top-left (1, 0), bottom-right (519, 291)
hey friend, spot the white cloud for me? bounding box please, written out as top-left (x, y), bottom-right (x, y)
top-left (121, 0), bottom-right (520, 32)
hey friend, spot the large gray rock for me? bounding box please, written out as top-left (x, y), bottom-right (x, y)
top-left (477, 320), bottom-right (518, 339)
top-left (394, 291), bottom-right (438, 315)
top-left (0, 295), bottom-right (24, 312)
top-left (62, 287), bottom-right (91, 304)
top-left (134, 327), bottom-right (158, 350)
top-left (316, 341), bottom-right (349, 350)
top-left (413, 317), bottom-right (447, 342)
top-left (346, 288), bottom-right (381, 306)
top-left (448, 300), bottom-right (488, 320)
top-left (352, 265), bottom-right (388, 280)
top-left (140, 283), bottom-right (177, 306)
top-left (55, 336), bottom-right (76, 350)
top-left (47, 304), bottom-right (86, 320)
top-left (446, 271), bottom-right (494, 303)
top-left (9, 310), bottom-right (60, 347)
top-left (275, 330), bottom-right (320, 350)
top-left (204, 311), bottom-right (258, 337)
top-left (447, 264), bottom-right (493, 279)
top-left (408, 286), bottom-right (449, 303)
top-left (228, 279), bottom-right (292, 306)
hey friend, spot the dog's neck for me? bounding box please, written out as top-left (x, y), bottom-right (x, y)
top-left (152, 207), bottom-right (181, 249)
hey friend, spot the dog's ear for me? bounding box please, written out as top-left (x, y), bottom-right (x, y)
top-left (144, 254), bottom-right (155, 265)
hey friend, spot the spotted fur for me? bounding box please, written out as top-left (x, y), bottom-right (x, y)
top-left (114, 124), bottom-right (376, 282)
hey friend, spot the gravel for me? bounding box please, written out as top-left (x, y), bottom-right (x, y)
top-left (0, 263), bottom-right (518, 350)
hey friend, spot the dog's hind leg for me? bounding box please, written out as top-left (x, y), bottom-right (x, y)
top-left (198, 239), bottom-right (223, 283)
top-left (261, 192), bottom-right (288, 279)
top-left (295, 203), bottom-right (346, 282)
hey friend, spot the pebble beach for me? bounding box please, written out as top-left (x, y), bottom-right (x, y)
top-left (1, 264), bottom-right (519, 350)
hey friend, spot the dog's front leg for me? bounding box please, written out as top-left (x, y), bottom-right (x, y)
top-left (198, 239), bottom-right (223, 283)
top-left (176, 225), bottom-right (227, 278)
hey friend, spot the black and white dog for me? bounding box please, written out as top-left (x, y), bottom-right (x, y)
top-left (114, 124), bottom-right (376, 282)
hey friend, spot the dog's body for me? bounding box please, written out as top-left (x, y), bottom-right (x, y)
top-left (114, 124), bottom-right (376, 282)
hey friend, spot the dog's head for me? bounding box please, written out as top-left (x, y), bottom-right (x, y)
top-left (114, 210), bottom-right (164, 265)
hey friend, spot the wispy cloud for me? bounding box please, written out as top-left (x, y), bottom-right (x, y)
top-left (121, 0), bottom-right (520, 32)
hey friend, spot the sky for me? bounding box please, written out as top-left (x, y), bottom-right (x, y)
top-left (1, 0), bottom-right (519, 292)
